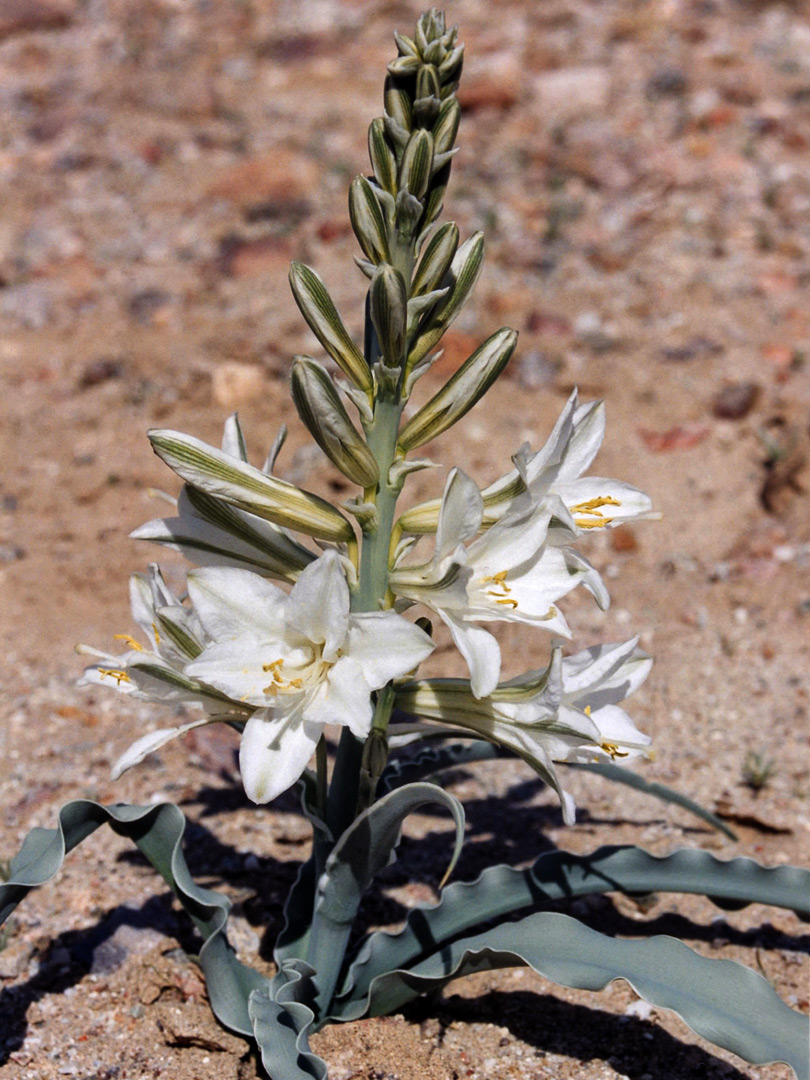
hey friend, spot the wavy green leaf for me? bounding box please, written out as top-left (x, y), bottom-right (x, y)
top-left (0, 800), bottom-right (267, 1037)
top-left (251, 961), bottom-right (327, 1080)
top-left (340, 845), bottom-right (810, 1007)
top-left (354, 913), bottom-right (809, 1079)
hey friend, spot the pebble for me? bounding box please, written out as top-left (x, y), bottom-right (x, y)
top-left (0, 0), bottom-right (76, 40)
top-left (712, 381), bottom-right (759, 420)
top-left (533, 66), bottom-right (610, 121)
top-left (211, 361), bottom-right (268, 408)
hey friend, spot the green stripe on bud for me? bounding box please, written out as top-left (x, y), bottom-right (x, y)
top-left (384, 78), bottom-right (413, 137)
top-left (369, 264), bottom-right (408, 369)
top-left (398, 129), bottom-right (434, 201)
top-left (398, 327), bottom-right (517, 452)
top-left (432, 96), bottom-right (460, 155)
top-left (289, 262), bottom-right (372, 393)
top-left (408, 231), bottom-right (485, 367)
top-left (290, 357), bottom-right (379, 488)
top-left (349, 176), bottom-right (392, 266)
top-left (368, 118), bottom-right (398, 196)
top-left (149, 429), bottom-right (355, 542)
top-left (411, 221), bottom-right (459, 296)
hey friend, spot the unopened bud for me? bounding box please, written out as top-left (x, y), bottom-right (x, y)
top-left (408, 231), bottom-right (485, 367)
top-left (369, 264), bottom-right (408, 368)
top-left (411, 221), bottom-right (459, 296)
top-left (291, 358), bottom-right (379, 488)
top-left (148, 429), bottom-right (355, 542)
top-left (384, 78), bottom-right (413, 137)
top-left (368, 118), bottom-right (398, 196)
top-left (289, 262), bottom-right (372, 393)
top-left (349, 176), bottom-right (391, 267)
top-left (432, 96), bottom-right (460, 155)
top-left (398, 129), bottom-right (434, 201)
top-left (398, 328), bottom-right (517, 452)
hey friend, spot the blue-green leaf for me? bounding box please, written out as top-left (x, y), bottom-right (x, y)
top-left (358, 913), bottom-right (809, 1079)
top-left (340, 846), bottom-right (810, 1007)
top-left (250, 961), bottom-right (327, 1080)
top-left (306, 781), bottom-right (465, 1017)
top-left (0, 800), bottom-right (268, 1037)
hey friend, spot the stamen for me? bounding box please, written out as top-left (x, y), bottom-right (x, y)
top-left (571, 496), bottom-right (621, 514)
top-left (113, 634), bottom-right (143, 652)
top-left (575, 517), bottom-right (614, 529)
top-left (494, 598), bottom-right (518, 609)
top-left (262, 659), bottom-right (285, 674)
top-left (152, 622), bottom-right (161, 645)
top-left (482, 570), bottom-right (511, 593)
top-left (600, 742), bottom-right (629, 760)
top-left (97, 668), bottom-right (131, 686)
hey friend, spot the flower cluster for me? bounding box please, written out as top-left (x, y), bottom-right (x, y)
top-left (80, 9), bottom-right (654, 824)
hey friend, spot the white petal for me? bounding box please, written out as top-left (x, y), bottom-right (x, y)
top-left (112, 718), bottom-right (212, 779)
top-left (467, 500), bottom-right (551, 572)
top-left (186, 641), bottom-right (288, 707)
top-left (347, 611), bottom-right (435, 687)
top-left (555, 398), bottom-right (605, 482)
top-left (311, 657), bottom-right (374, 737)
top-left (589, 702), bottom-right (651, 751)
top-left (239, 708), bottom-right (321, 803)
top-left (288, 549), bottom-right (349, 661)
top-left (555, 476), bottom-right (653, 527)
top-left (435, 468), bottom-right (483, 562)
top-left (518, 389), bottom-right (578, 490)
top-left (221, 413), bottom-right (248, 460)
top-left (187, 566), bottom-right (288, 640)
top-left (442, 612), bottom-right (502, 699)
top-left (562, 638), bottom-right (640, 697)
top-left (560, 547), bottom-right (610, 610)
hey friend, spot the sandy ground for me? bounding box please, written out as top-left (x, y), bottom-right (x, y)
top-left (1, 1), bottom-right (808, 1077)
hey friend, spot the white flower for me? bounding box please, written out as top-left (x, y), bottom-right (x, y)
top-left (78, 565), bottom-right (254, 778)
top-left (390, 469), bottom-right (605, 699)
top-left (395, 638), bottom-right (652, 824)
top-left (481, 388), bottom-right (655, 535)
top-left (184, 549), bottom-right (434, 804)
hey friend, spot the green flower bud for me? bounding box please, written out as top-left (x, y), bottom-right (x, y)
top-left (291, 357), bottom-right (379, 488)
top-left (368, 117), bottom-right (398, 196)
top-left (384, 77), bottom-right (413, 137)
top-left (432, 96), bottom-right (460, 155)
top-left (398, 128), bottom-right (434, 201)
top-left (149, 428), bottom-right (355, 542)
top-left (408, 231), bottom-right (485, 367)
top-left (369, 264), bottom-right (408, 368)
top-left (349, 175), bottom-right (392, 266)
top-left (289, 262), bottom-right (372, 393)
top-left (411, 221), bottom-right (459, 296)
top-left (398, 327), bottom-right (517, 452)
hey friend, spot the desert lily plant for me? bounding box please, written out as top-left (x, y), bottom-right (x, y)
top-left (2, 12), bottom-right (808, 1079)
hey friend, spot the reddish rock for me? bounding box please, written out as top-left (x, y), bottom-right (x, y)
top-left (207, 148), bottom-right (321, 211)
top-left (211, 362), bottom-right (268, 409)
top-left (712, 382), bottom-right (759, 420)
top-left (459, 51), bottom-right (523, 111)
top-left (0, 0), bottom-right (76, 39)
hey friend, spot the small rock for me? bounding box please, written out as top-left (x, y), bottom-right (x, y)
top-left (0, 0), bottom-right (76, 40)
top-left (78, 357), bottom-right (124, 389)
top-left (533, 66), bottom-right (610, 121)
top-left (207, 148), bottom-right (320, 213)
top-left (211, 361), bottom-right (268, 408)
top-left (214, 234), bottom-right (293, 279)
top-left (459, 51), bottom-right (522, 111)
top-left (712, 382), bottom-right (759, 420)
top-left (128, 289), bottom-right (174, 326)
top-left (1, 282), bottom-right (56, 329)
top-left (646, 68), bottom-right (688, 99)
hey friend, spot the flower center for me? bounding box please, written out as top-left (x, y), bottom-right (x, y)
top-left (600, 742), bottom-right (629, 759)
top-left (570, 495), bottom-right (621, 529)
top-left (98, 668), bottom-right (131, 686)
top-left (261, 650), bottom-right (331, 698)
top-left (481, 570), bottom-right (518, 609)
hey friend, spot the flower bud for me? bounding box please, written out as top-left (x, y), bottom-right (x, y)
top-left (411, 221), bottom-right (459, 296)
top-left (349, 176), bottom-right (391, 267)
top-left (369, 264), bottom-right (408, 368)
top-left (408, 231), bottom-right (485, 367)
top-left (149, 429), bottom-right (355, 542)
top-left (368, 118), bottom-right (398, 196)
top-left (384, 78), bottom-right (413, 137)
top-left (291, 358), bottom-right (380, 488)
top-left (398, 328), bottom-right (517, 452)
top-left (432, 96), bottom-right (460, 155)
top-left (289, 262), bottom-right (372, 393)
top-left (398, 129), bottom-right (434, 201)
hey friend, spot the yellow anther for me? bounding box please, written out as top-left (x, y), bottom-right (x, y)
top-left (494, 597), bottom-right (518, 609)
top-left (574, 517), bottom-right (614, 529)
top-left (262, 683), bottom-right (279, 696)
top-left (584, 705), bottom-right (592, 717)
top-left (571, 496), bottom-right (621, 514)
top-left (97, 668), bottom-right (131, 686)
top-left (152, 622), bottom-right (161, 645)
top-left (262, 659), bottom-right (285, 674)
top-left (287, 678), bottom-right (303, 689)
top-left (113, 634), bottom-right (143, 652)
top-left (482, 570), bottom-right (510, 590)
top-left (600, 742), bottom-right (629, 760)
